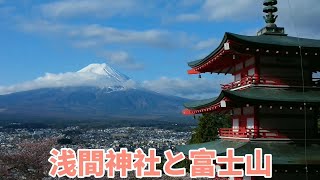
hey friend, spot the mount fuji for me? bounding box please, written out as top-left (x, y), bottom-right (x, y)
top-left (0, 63), bottom-right (188, 121)
top-left (77, 63), bottom-right (130, 82)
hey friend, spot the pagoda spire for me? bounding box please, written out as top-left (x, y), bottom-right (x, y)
top-left (257, 0), bottom-right (287, 36)
top-left (263, 0), bottom-right (278, 26)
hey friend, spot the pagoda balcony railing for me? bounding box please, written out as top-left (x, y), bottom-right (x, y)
top-left (218, 128), bottom-right (305, 139)
top-left (221, 75), bottom-right (320, 90)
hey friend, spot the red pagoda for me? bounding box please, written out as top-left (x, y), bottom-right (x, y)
top-left (176, 0), bottom-right (320, 179)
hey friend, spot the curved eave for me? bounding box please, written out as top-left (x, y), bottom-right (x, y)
top-left (183, 92), bottom-right (229, 115)
top-left (188, 33), bottom-right (230, 68)
top-left (182, 87), bottom-right (320, 115)
top-left (183, 92), bottom-right (225, 110)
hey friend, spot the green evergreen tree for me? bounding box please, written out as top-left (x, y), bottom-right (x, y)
top-left (189, 113), bottom-right (231, 144)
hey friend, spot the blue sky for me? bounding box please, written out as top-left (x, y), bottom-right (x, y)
top-left (0, 0), bottom-right (319, 99)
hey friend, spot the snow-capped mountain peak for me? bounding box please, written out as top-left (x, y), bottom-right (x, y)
top-left (0, 63), bottom-right (133, 95)
top-left (78, 63), bottom-right (130, 82)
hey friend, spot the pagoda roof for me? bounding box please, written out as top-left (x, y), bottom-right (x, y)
top-left (184, 95), bottom-right (224, 110)
top-left (188, 32), bottom-right (320, 68)
top-left (184, 87), bottom-right (320, 110)
top-left (176, 139), bottom-right (320, 164)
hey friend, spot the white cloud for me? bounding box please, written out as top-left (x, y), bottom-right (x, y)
top-left (175, 0), bottom-right (204, 8)
top-left (169, 0), bottom-right (257, 23)
top-left (101, 51), bottom-right (144, 70)
top-left (193, 38), bottom-right (217, 50)
top-left (39, 0), bottom-right (144, 19)
top-left (175, 14), bottom-right (201, 22)
top-left (20, 20), bottom-right (67, 34)
top-left (172, 0), bottom-right (320, 38)
top-left (202, 0), bottom-right (255, 21)
top-left (276, 0), bottom-right (320, 38)
top-left (0, 64), bottom-right (135, 95)
top-left (18, 20), bottom-right (191, 49)
top-left (71, 24), bottom-right (180, 48)
top-left (141, 75), bottom-right (231, 99)
top-left (0, 64), bottom-right (231, 99)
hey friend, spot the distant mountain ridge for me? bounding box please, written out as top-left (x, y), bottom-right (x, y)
top-left (0, 64), bottom-right (188, 120)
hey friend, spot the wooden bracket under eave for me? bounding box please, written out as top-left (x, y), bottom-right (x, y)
top-left (182, 109), bottom-right (194, 115)
top-left (187, 69), bottom-right (200, 74)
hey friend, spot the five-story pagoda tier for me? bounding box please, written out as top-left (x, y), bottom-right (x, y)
top-left (177, 1), bottom-right (320, 179)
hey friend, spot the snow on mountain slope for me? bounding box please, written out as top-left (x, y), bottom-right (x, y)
top-left (78, 63), bottom-right (130, 82)
top-left (0, 63), bottom-right (133, 95)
